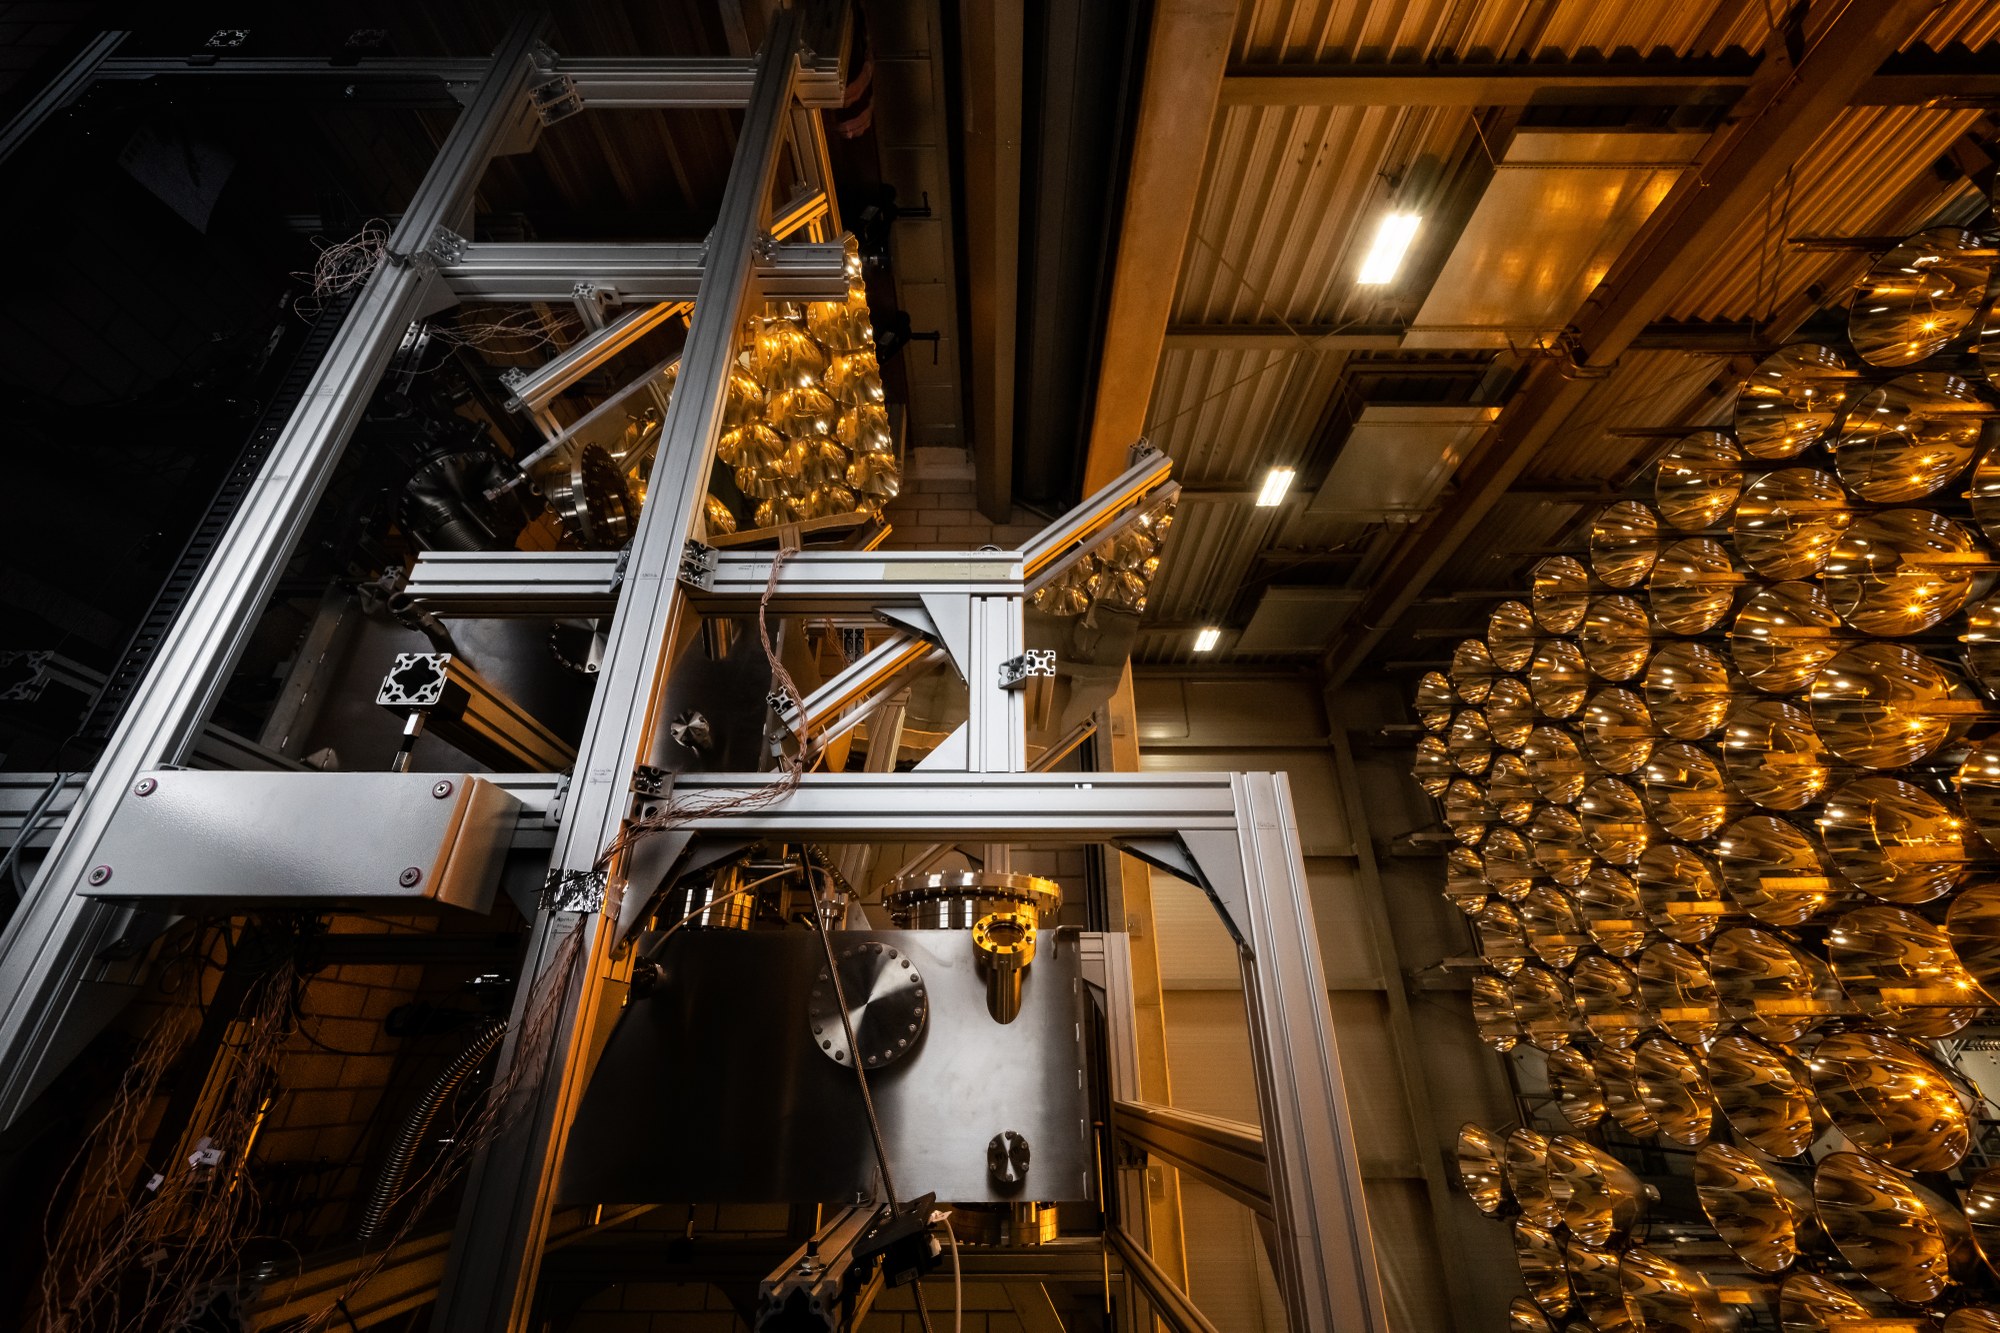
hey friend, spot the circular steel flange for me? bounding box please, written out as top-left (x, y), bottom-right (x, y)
top-left (808, 941), bottom-right (928, 1069)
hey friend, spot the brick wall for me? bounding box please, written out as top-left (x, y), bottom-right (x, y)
top-left (879, 448), bottom-right (1048, 552)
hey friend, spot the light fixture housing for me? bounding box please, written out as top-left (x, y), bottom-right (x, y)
top-left (1358, 211), bottom-right (1422, 285)
top-left (1193, 627), bottom-right (1222, 653)
top-left (1257, 467), bottom-right (1295, 507)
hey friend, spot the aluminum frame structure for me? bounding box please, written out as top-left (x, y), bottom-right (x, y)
top-left (0, 11), bottom-right (1385, 1333)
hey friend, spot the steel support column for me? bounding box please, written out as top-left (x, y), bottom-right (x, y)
top-left (430, 14), bottom-right (806, 1330)
top-left (0, 15), bottom-right (548, 1128)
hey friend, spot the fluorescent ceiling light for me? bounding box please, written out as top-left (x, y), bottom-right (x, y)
top-left (1357, 211), bottom-right (1422, 285)
top-left (1193, 627), bottom-right (1222, 653)
top-left (1256, 467), bottom-right (1295, 507)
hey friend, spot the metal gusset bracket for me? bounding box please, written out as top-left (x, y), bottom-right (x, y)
top-left (543, 868), bottom-right (607, 916)
top-left (497, 366), bottom-right (530, 394)
top-left (678, 540), bottom-right (717, 590)
top-left (545, 771), bottom-right (572, 829)
top-left (997, 650), bottom-right (1056, 691)
top-left (423, 226), bottom-right (471, 269)
top-left (631, 765), bottom-right (669, 798)
top-left (1127, 436), bottom-right (1159, 467)
top-left (531, 73), bottom-right (583, 124)
top-left (767, 690), bottom-right (799, 723)
top-left (610, 546), bottom-right (632, 595)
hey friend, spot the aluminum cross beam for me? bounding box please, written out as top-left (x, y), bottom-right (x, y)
top-left (0, 15), bottom-right (550, 1129)
top-left (438, 240), bottom-right (849, 303)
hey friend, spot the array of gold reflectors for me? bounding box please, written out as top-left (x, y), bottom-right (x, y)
top-left (1426, 224), bottom-right (2000, 1329)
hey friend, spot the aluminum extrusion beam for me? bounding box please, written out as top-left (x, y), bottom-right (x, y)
top-left (0, 29), bottom-right (127, 167)
top-left (403, 551), bottom-right (623, 618)
top-left (503, 301), bottom-right (690, 413)
top-left (692, 549), bottom-right (1024, 610)
top-left (432, 16), bottom-right (809, 1331)
top-left (1108, 1228), bottom-right (1224, 1333)
top-left (1320, 0), bottom-right (1944, 687)
top-left (0, 17), bottom-right (548, 1129)
top-left (1020, 447), bottom-right (1175, 583)
top-left (1111, 1100), bottom-right (1270, 1217)
top-left (439, 240), bottom-right (849, 302)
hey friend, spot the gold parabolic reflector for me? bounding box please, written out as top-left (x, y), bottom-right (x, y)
top-left (1808, 1028), bottom-right (1974, 1173)
top-left (1472, 971), bottom-right (1520, 1051)
top-left (1505, 1296), bottom-right (1555, 1333)
top-left (1487, 752), bottom-right (1537, 825)
top-left (1634, 843), bottom-right (1732, 944)
top-left (1641, 740), bottom-right (1738, 841)
top-left (1694, 1141), bottom-right (1817, 1274)
top-left (1545, 1044), bottom-right (1606, 1131)
top-left (1958, 740), bottom-right (2000, 847)
top-left (1711, 925), bottom-right (1847, 1042)
top-left (1645, 641), bottom-right (1737, 741)
top-left (1524, 725), bottom-right (1589, 805)
top-left (1445, 708), bottom-right (1494, 776)
top-left (1453, 1122), bottom-right (1509, 1216)
top-left (1527, 804), bottom-right (1592, 886)
top-left (1485, 676), bottom-right (1537, 751)
top-left (1504, 1128), bottom-right (1564, 1230)
top-left (1648, 536), bottom-right (1738, 635)
top-left (1826, 903), bottom-right (1981, 1037)
top-left (1548, 1134), bottom-right (1652, 1247)
top-left (1728, 579), bottom-right (1845, 695)
top-left (1733, 342), bottom-right (1852, 459)
top-left (1818, 507), bottom-right (1987, 636)
top-left (1812, 1149), bottom-right (1976, 1305)
top-left (1807, 641), bottom-right (1971, 770)
top-left (1571, 951), bottom-right (1650, 1048)
top-left (1959, 1165), bottom-right (2000, 1284)
top-left (1590, 501), bottom-right (1664, 590)
top-left (1579, 594), bottom-right (1654, 681)
top-left (1531, 555), bottom-right (1591, 634)
top-left (1528, 639), bottom-right (1591, 720)
top-left (1655, 429), bottom-right (1744, 530)
top-left (1443, 777), bottom-right (1491, 846)
top-left (1714, 813), bottom-right (1838, 927)
top-left (1451, 636), bottom-right (1502, 704)
top-left (1632, 1033), bottom-right (1714, 1146)
top-left (1732, 467), bottom-right (1852, 580)
top-left (1619, 1244), bottom-right (1734, 1333)
top-left (1575, 862), bottom-right (1653, 958)
top-left (1580, 686), bottom-right (1658, 776)
top-left (1636, 938), bottom-right (1722, 1043)
top-left (1482, 826), bottom-right (1536, 900)
top-left (1412, 734), bottom-right (1453, 797)
top-left (1511, 1219), bottom-right (1572, 1317)
top-left (1488, 598), bottom-right (1541, 672)
top-left (1719, 698), bottom-right (1829, 812)
top-left (1848, 226), bottom-right (1993, 368)
top-left (1560, 1237), bottom-right (1635, 1333)
top-left (1511, 964), bottom-right (1576, 1050)
top-left (1521, 885), bottom-right (1591, 969)
top-left (1475, 901), bottom-right (1531, 975)
top-left (1817, 775), bottom-right (1974, 904)
top-left (1832, 370), bottom-right (1987, 503)
top-left (1945, 880), bottom-right (2000, 1003)
top-left (1444, 845), bottom-right (1487, 915)
top-left (1707, 1031), bottom-right (1819, 1158)
top-left (1596, 1046), bottom-right (1663, 1139)
top-left (1578, 776), bottom-right (1654, 865)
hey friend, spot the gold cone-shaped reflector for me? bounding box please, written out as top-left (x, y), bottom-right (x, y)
top-left (1472, 971), bottom-right (1520, 1051)
top-left (1809, 1029), bottom-right (1974, 1172)
top-left (1958, 739), bottom-right (2000, 847)
top-left (1648, 537), bottom-right (1738, 636)
top-left (1446, 709), bottom-right (1494, 776)
top-left (1451, 637), bottom-right (1502, 704)
top-left (1946, 880), bottom-right (2000, 1004)
top-left (1445, 845), bottom-right (1488, 916)
top-left (1532, 555), bottom-right (1591, 633)
top-left (1962, 595), bottom-right (2000, 693)
top-left (1711, 926), bottom-right (1847, 1042)
top-left (1645, 641), bottom-right (1737, 740)
top-left (1969, 439), bottom-right (2000, 549)
top-left (1443, 777), bottom-right (1491, 847)
top-left (1734, 343), bottom-right (1851, 459)
top-left (1580, 686), bottom-right (1658, 776)
top-left (1590, 501), bottom-right (1664, 589)
top-left (1528, 640), bottom-right (1590, 720)
top-left (1512, 1220), bottom-right (1572, 1318)
top-left (1819, 776), bottom-right (1973, 905)
top-left (1821, 507), bottom-right (1987, 636)
top-left (1633, 1034), bottom-right (1713, 1146)
top-left (1828, 904), bottom-right (1981, 1036)
top-left (1579, 595), bottom-right (1654, 681)
top-left (1454, 1122), bottom-right (1509, 1215)
top-left (1475, 901), bottom-right (1531, 975)
top-left (1572, 952), bottom-right (1650, 1048)
top-left (1720, 699), bottom-right (1829, 812)
top-left (1482, 827), bottom-right (1536, 901)
top-left (1486, 677), bottom-right (1536, 751)
top-left (1488, 599), bottom-right (1540, 672)
top-left (1504, 1128), bottom-right (1563, 1230)
top-left (1579, 776), bottom-right (1654, 865)
top-left (1732, 467), bottom-right (1852, 580)
top-left (1524, 725), bottom-right (1589, 804)
top-left (1549, 1134), bottom-right (1651, 1247)
top-left (1812, 1150), bottom-right (1976, 1304)
top-left (1561, 1237), bottom-right (1636, 1332)
top-left (1963, 1165), bottom-right (2000, 1283)
top-left (1695, 1141), bottom-right (1817, 1274)
top-left (1527, 805), bottom-right (1592, 886)
top-left (1511, 965), bottom-right (1576, 1050)
top-left (1728, 580), bottom-right (1845, 695)
top-left (1522, 885), bottom-right (1591, 968)
top-left (1708, 1031), bottom-right (1819, 1158)
top-left (1807, 642), bottom-right (1971, 770)
top-left (1833, 370), bottom-right (1985, 503)
top-left (1947, 1308), bottom-right (2000, 1332)
top-left (1635, 843), bottom-right (1732, 944)
top-left (1656, 429), bottom-right (1744, 530)
top-left (1505, 1296), bottom-right (1554, 1333)
top-left (1488, 753), bottom-right (1537, 825)
top-left (1641, 741), bottom-right (1738, 842)
top-left (1848, 226), bottom-right (1992, 368)
top-left (1636, 939), bottom-right (1722, 1042)
top-left (1776, 1272), bottom-right (1895, 1332)
top-left (1715, 814), bottom-right (1838, 927)
top-left (1546, 1044), bottom-right (1607, 1131)
top-left (1596, 1046), bottom-right (1662, 1138)
top-left (1576, 862), bottom-right (1653, 958)
top-left (1619, 1244), bottom-right (1733, 1333)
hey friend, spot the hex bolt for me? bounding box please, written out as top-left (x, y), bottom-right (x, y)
top-left (398, 867), bottom-right (423, 887)
top-left (134, 778), bottom-right (157, 797)
top-left (432, 780), bottom-right (454, 799)
top-left (87, 865), bottom-right (112, 886)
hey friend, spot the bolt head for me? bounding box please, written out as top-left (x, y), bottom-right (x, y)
top-left (134, 778), bottom-right (157, 797)
top-left (87, 865), bottom-right (111, 886)
top-left (398, 866), bottom-right (423, 887)
top-left (432, 780), bottom-right (454, 799)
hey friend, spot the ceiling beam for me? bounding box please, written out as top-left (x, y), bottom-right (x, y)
top-left (1160, 319), bottom-right (1767, 353)
top-left (1218, 47), bottom-right (2000, 108)
top-left (1319, 0), bottom-right (1948, 688)
top-left (1079, 0), bottom-right (1238, 495)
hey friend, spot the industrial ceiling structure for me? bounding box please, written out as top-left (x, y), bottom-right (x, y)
top-left (4, 2), bottom-right (2000, 1333)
